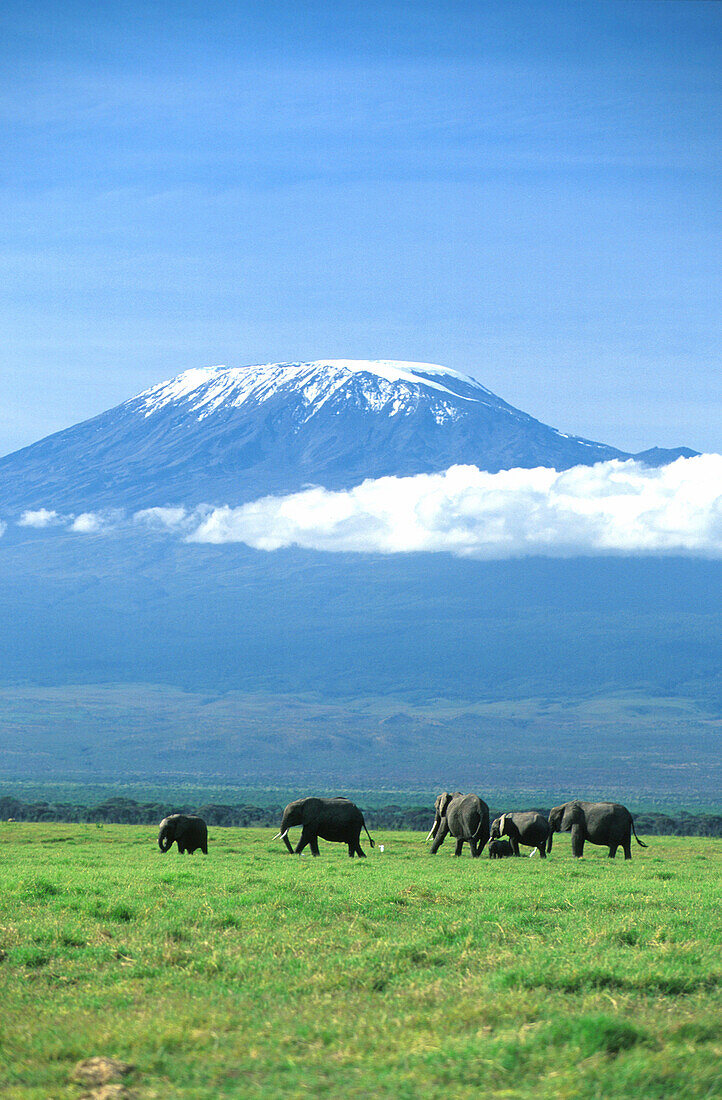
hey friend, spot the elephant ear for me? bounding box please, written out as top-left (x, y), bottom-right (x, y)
top-left (499, 814), bottom-right (507, 834)
top-left (436, 792), bottom-right (452, 816)
top-left (562, 802), bottom-right (583, 829)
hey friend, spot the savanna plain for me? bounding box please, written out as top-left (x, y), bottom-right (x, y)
top-left (1, 824), bottom-right (720, 1099)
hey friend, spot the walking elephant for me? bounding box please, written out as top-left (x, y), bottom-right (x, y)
top-left (490, 811), bottom-right (550, 858)
top-left (274, 797), bottom-right (375, 857)
top-left (158, 814), bottom-right (208, 854)
top-left (426, 792), bottom-right (490, 857)
top-left (488, 838), bottom-right (515, 859)
top-left (547, 801), bottom-right (647, 859)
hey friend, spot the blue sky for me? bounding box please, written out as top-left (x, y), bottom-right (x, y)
top-left (1, 0), bottom-right (720, 455)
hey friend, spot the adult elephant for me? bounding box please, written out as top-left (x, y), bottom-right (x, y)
top-left (158, 814), bottom-right (208, 855)
top-left (490, 812), bottom-right (550, 858)
top-left (274, 797), bottom-right (375, 857)
top-left (547, 801), bottom-right (647, 859)
top-left (427, 792), bottom-right (490, 857)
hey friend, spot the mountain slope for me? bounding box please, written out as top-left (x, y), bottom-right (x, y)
top-left (0, 359), bottom-right (639, 514)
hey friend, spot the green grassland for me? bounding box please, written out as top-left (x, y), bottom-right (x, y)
top-left (1, 825), bottom-right (720, 1099)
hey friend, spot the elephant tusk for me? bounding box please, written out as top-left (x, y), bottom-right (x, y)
top-left (272, 832), bottom-right (282, 840)
top-left (425, 828), bottom-right (435, 842)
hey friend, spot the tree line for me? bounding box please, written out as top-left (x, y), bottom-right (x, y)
top-left (1, 795), bottom-right (720, 837)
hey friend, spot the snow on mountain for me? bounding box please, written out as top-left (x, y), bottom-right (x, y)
top-left (134, 360), bottom-right (512, 425)
top-left (0, 359), bottom-right (693, 515)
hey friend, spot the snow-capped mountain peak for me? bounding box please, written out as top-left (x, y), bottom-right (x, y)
top-left (134, 359), bottom-right (497, 423)
top-left (1, 356), bottom-right (693, 516)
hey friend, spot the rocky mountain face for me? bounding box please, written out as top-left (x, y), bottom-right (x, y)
top-left (0, 359), bottom-right (693, 516)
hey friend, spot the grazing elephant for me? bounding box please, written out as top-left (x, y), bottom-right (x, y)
top-left (490, 811), bottom-right (550, 858)
top-left (547, 801), bottom-right (647, 859)
top-left (427, 792), bottom-right (490, 857)
top-left (488, 838), bottom-right (515, 859)
top-left (158, 814), bottom-right (208, 855)
top-left (274, 797), bottom-right (375, 857)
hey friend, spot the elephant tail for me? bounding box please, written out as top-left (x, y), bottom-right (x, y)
top-left (631, 818), bottom-right (648, 847)
top-left (363, 823), bottom-right (375, 848)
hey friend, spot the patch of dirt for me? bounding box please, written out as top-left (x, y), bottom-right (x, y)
top-left (78, 1086), bottom-right (139, 1100)
top-left (71, 1056), bottom-right (142, 1098)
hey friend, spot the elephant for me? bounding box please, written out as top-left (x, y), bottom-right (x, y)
top-left (274, 797), bottom-right (375, 857)
top-left (426, 792), bottom-right (490, 857)
top-left (547, 801), bottom-right (647, 859)
top-left (488, 838), bottom-right (515, 859)
top-left (490, 811), bottom-right (550, 858)
top-left (158, 814), bottom-right (208, 855)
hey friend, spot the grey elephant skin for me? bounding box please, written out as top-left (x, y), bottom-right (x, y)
top-left (427, 792), bottom-right (490, 857)
top-left (488, 838), bottom-right (515, 859)
top-left (490, 811), bottom-right (550, 858)
top-left (547, 801), bottom-right (647, 859)
top-left (275, 797), bottom-right (375, 857)
top-left (158, 814), bottom-right (208, 854)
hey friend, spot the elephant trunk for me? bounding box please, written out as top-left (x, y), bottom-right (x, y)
top-left (158, 830), bottom-right (172, 853)
top-left (277, 811), bottom-right (297, 853)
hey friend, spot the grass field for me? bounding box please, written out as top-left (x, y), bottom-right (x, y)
top-left (1, 824), bottom-right (720, 1099)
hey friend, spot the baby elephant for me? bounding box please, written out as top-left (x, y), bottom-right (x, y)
top-left (488, 838), bottom-right (515, 859)
top-left (158, 814), bottom-right (208, 855)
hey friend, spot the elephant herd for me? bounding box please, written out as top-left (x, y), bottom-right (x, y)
top-left (158, 795), bottom-right (647, 861)
top-left (426, 793), bottom-right (646, 860)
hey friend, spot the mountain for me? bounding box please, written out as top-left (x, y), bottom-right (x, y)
top-left (0, 357), bottom-right (714, 798)
top-left (0, 359), bottom-right (693, 516)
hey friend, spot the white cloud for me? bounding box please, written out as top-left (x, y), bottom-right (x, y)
top-left (70, 512), bottom-right (107, 534)
top-left (18, 508), bottom-right (62, 528)
top-left (133, 506), bottom-right (193, 532)
top-left (185, 455), bottom-right (722, 559)
top-left (17, 455), bottom-right (722, 558)
top-left (0, 520), bottom-right (5, 537)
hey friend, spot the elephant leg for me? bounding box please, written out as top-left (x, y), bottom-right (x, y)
top-left (355, 843), bottom-right (366, 858)
top-left (430, 822), bottom-right (449, 854)
top-left (510, 838), bottom-right (520, 857)
top-left (470, 837), bottom-right (481, 858)
top-left (538, 845), bottom-right (546, 859)
top-left (309, 835), bottom-right (320, 857)
top-left (454, 838), bottom-right (464, 857)
top-left (295, 826), bottom-right (313, 854)
top-left (570, 825), bottom-right (585, 858)
top-left (623, 840), bottom-right (632, 860)
top-left (608, 845), bottom-right (617, 859)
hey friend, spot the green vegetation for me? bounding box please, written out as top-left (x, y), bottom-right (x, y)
top-left (1, 824), bottom-right (720, 1099)
top-left (2, 792), bottom-right (721, 836)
